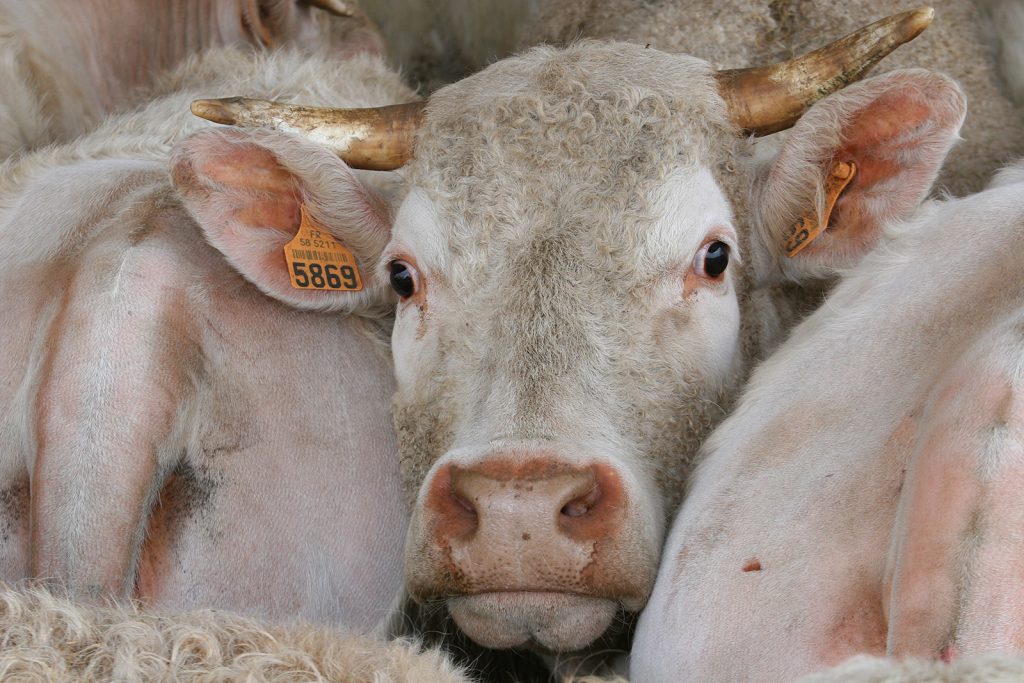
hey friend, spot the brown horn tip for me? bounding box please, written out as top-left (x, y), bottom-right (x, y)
top-left (191, 98), bottom-right (245, 126)
top-left (190, 97), bottom-right (425, 171)
top-left (715, 6), bottom-right (934, 136)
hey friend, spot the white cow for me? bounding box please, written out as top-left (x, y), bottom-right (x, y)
top-left (187, 9), bottom-right (965, 662)
top-left (0, 0), bottom-right (382, 158)
top-left (631, 160), bottom-right (1024, 680)
top-left (0, 46), bottom-right (415, 630)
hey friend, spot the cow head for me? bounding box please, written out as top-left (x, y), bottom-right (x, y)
top-left (179, 7), bottom-right (965, 654)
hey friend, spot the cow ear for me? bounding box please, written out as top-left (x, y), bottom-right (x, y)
top-left (171, 127), bottom-right (396, 314)
top-left (241, 0), bottom-right (309, 48)
top-left (755, 69), bottom-right (966, 282)
top-left (245, 0), bottom-right (386, 56)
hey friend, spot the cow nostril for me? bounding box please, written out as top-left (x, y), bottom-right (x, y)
top-left (561, 485), bottom-right (601, 518)
top-left (562, 500), bottom-right (587, 517)
top-left (453, 491), bottom-right (476, 518)
top-left (437, 484), bottom-right (479, 540)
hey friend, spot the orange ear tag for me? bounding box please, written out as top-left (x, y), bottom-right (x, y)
top-left (284, 206), bottom-right (363, 291)
top-left (783, 160), bottom-right (857, 257)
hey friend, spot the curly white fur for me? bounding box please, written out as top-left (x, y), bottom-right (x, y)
top-left (0, 584), bottom-right (470, 683)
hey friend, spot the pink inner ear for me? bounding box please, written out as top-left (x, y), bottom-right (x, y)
top-left (175, 127), bottom-right (393, 310)
top-left (201, 142), bottom-right (303, 234)
top-left (180, 137), bottom-right (307, 295)
top-left (837, 92), bottom-right (934, 190)
top-left (807, 86), bottom-right (958, 257)
top-left (201, 142), bottom-right (297, 196)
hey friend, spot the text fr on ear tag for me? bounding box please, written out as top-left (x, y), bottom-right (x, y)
top-left (783, 160), bottom-right (857, 257)
top-left (284, 206), bottom-right (363, 291)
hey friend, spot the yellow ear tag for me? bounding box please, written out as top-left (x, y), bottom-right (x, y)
top-left (783, 160), bottom-right (857, 258)
top-left (284, 207), bottom-right (363, 291)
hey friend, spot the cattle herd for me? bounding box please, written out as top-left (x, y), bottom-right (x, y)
top-left (0, 1), bottom-right (1022, 682)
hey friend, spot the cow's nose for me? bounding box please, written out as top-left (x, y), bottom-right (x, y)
top-left (426, 458), bottom-right (624, 547)
top-left (410, 456), bottom-right (655, 613)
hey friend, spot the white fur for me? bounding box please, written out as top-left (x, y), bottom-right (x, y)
top-left (0, 583), bottom-right (469, 683)
top-left (632, 162), bottom-right (1024, 680)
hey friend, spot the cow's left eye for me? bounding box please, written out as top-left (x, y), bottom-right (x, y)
top-left (701, 241), bottom-right (729, 278)
top-left (389, 260), bottom-right (417, 298)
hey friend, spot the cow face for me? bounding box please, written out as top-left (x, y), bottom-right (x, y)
top-left (180, 34), bottom-right (965, 654)
top-left (390, 45), bottom-right (746, 651)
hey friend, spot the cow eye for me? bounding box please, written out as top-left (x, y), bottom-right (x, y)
top-left (702, 241), bottom-right (729, 278)
top-left (389, 260), bottom-right (417, 299)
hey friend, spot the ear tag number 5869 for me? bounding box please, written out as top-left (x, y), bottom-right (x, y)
top-left (284, 207), bottom-right (363, 291)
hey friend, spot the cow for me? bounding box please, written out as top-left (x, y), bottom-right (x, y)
top-left (185, 8), bottom-right (967, 663)
top-left (629, 158), bottom-right (1024, 680)
top-left (524, 0), bottom-right (1024, 197)
top-left (0, 45), bottom-right (416, 632)
top-left (0, 0), bottom-right (383, 158)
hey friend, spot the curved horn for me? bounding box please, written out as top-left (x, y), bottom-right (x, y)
top-left (714, 6), bottom-right (934, 135)
top-left (190, 98), bottom-right (425, 171)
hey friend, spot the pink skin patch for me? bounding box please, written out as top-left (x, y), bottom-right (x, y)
top-left (889, 346), bottom-right (1024, 658)
top-left (31, 242), bottom-right (196, 598)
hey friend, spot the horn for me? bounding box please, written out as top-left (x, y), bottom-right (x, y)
top-left (190, 98), bottom-right (425, 171)
top-left (714, 6), bottom-right (934, 135)
top-left (299, 0), bottom-right (355, 17)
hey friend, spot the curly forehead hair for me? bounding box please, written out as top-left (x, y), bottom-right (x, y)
top-left (407, 41), bottom-right (747, 246)
top-left (393, 42), bottom-right (763, 510)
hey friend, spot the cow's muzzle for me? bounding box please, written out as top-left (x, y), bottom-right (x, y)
top-left (448, 592), bottom-right (617, 651)
top-left (405, 453), bottom-right (658, 650)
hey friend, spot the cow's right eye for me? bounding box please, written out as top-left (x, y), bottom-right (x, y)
top-left (703, 241), bottom-right (729, 277)
top-left (389, 260), bottom-right (417, 299)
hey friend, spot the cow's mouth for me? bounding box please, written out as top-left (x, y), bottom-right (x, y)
top-left (447, 591), bottom-right (618, 651)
